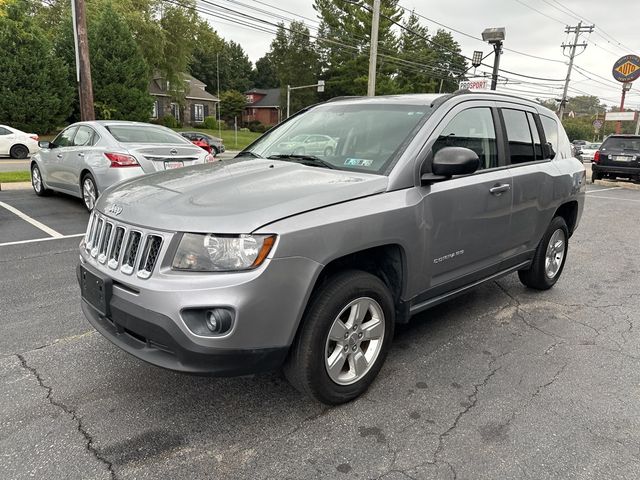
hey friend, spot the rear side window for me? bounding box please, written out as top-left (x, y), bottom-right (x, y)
top-left (0, 127), bottom-right (11, 135)
top-left (502, 109), bottom-right (535, 164)
top-left (540, 115), bottom-right (559, 158)
top-left (432, 107), bottom-right (498, 170)
top-left (527, 112), bottom-right (543, 159)
top-left (73, 126), bottom-right (96, 147)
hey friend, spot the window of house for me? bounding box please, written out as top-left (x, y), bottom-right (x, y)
top-left (246, 95), bottom-right (254, 104)
top-left (432, 107), bottom-right (498, 170)
top-left (171, 103), bottom-right (180, 121)
top-left (194, 104), bottom-right (204, 122)
top-left (502, 109), bottom-right (535, 164)
top-left (151, 101), bottom-right (158, 119)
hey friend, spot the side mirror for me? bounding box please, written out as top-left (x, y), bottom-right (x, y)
top-left (422, 147), bottom-right (479, 184)
top-left (543, 142), bottom-right (556, 159)
top-left (38, 141), bottom-right (52, 149)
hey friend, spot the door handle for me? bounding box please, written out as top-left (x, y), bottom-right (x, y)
top-left (56, 153), bottom-right (63, 159)
top-left (489, 183), bottom-right (511, 195)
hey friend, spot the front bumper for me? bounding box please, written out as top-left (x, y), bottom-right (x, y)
top-left (77, 247), bottom-right (322, 375)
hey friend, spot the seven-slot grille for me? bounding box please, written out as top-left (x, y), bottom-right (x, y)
top-left (84, 212), bottom-right (164, 279)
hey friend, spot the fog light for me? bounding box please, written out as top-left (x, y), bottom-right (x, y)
top-left (182, 307), bottom-right (234, 336)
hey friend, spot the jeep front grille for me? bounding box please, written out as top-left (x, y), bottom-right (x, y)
top-left (84, 212), bottom-right (165, 279)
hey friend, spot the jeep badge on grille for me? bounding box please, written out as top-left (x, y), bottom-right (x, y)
top-left (107, 204), bottom-right (123, 216)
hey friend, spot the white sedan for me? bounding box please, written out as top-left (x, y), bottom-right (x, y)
top-left (0, 124), bottom-right (40, 158)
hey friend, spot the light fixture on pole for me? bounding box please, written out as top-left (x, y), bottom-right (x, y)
top-left (472, 51), bottom-right (483, 69)
top-left (482, 27), bottom-right (505, 91)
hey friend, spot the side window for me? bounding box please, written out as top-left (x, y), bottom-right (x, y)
top-left (527, 112), bottom-right (543, 160)
top-left (73, 126), bottom-right (95, 147)
top-left (0, 127), bottom-right (11, 135)
top-left (502, 109), bottom-right (535, 164)
top-left (432, 107), bottom-right (498, 170)
top-left (53, 127), bottom-right (77, 147)
top-left (540, 115), bottom-right (559, 159)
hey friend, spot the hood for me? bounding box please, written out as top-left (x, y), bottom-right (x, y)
top-left (96, 159), bottom-right (388, 233)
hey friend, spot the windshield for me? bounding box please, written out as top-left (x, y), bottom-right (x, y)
top-left (602, 137), bottom-right (640, 152)
top-left (244, 102), bottom-right (433, 174)
top-left (106, 125), bottom-right (191, 144)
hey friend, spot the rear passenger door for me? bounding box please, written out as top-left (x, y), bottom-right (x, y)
top-left (498, 104), bottom-right (557, 260)
top-left (420, 101), bottom-right (513, 293)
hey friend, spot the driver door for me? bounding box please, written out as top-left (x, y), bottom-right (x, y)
top-left (418, 102), bottom-right (513, 295)
top-left (41, 126), bottom-right (77, 189)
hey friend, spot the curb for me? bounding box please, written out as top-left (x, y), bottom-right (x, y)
top-left (593, 179), bottom-right (640, 191)
top-left (0, 181), bottom-right (32, 191)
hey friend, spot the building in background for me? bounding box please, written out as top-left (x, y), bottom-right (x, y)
top-left (149, 73), bottom-right (219, 126)
top-left (242, 88), bottom-right (281, 126)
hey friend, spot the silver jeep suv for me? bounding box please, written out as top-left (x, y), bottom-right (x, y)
top-left (78, 92), bottom-right (585, 404)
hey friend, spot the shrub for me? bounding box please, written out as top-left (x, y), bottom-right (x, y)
top-left (160, 115), bottom-right (179, 129)
top-left (202, 116), bottom-right (217, 130)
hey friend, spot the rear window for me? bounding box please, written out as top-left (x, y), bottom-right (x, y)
top-left (106, 125), bottom-right (190, 144)
top-left (601, 137), bottom-right (640, 152)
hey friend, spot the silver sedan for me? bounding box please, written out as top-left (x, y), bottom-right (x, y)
top-left (30, 121), bottom-right (216, 210)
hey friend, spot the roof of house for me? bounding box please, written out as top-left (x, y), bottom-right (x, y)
top-left (149, 73), bottom-right (219, 102)
top-left (246, 88), bottom-right (281, 108)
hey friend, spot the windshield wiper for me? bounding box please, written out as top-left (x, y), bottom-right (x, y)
top-left (235, 150), bottom-right (262, 158)
top-left (267, 154), bottom-right (337, 170)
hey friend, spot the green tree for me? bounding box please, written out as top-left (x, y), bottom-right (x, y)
top-left (269, 21), bottom-right (320, 113)
top-left (0, 1), bottom-right (73, 133)
top-left (428, 29), bottom-right (467, 93)
top-left (566, 95), bottom-right (606, 116)
top-left (252, 54), bottom-right (278, 89)
top-left (89, 3), bottom-right (153, 120)
top-left (218, 40), bottom-right (253, 92)
top-left (397, 12), bottom-right (438, 93)
top-left (219, 90), bottom-right (246, 121)
top-left (314, 0), bottom-right (402, 97)
top-left (189, 19), bottom-right (225, 95)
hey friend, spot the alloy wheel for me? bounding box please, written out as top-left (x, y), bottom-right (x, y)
top-left (545, 229), bottom-right (566, 279)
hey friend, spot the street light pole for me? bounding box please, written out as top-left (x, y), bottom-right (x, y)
top-left (367, 0), bottom-right (381, 96)
top-left (286, 81), bottom-right (325, 119)
top-left (481, 28), bottom-right (506, 92)
top-left (490, 41), bottom-right (502, 91)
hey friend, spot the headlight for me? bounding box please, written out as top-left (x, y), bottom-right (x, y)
top-left (172, 234), bottom-right (276, 272)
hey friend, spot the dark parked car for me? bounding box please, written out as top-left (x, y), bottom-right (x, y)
top-left (180, 132), bottom-right (225, 155)
top-left (592, 135), bottom-right (640, 182)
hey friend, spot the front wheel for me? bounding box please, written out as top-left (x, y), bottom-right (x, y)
top-left (10, 144), bottom-right (29, 159)
top-left (31, 164), bottom-right (51, 196)
top-left (283, 270), bottom-right (395, 404)
top-left (81, 173), bottom-right (98, 211)
top-left (518, 216), bottom-right (569, 290)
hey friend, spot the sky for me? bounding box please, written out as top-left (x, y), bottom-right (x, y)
top-left (201, 0), bottom-right (640, 110)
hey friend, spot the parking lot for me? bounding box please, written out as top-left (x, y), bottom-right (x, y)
top-left (1, 182), bottom-right (640, 480)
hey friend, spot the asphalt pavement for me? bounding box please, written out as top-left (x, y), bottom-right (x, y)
top-left (1, 185), bottom-right (640, 479)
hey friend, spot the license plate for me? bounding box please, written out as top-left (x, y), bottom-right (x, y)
top-left (614, 155), bottom-right (632, 162)
top-left (80, 266), bottom-right (111, 316)
top-left (164, 161), bottom-right (184, 169)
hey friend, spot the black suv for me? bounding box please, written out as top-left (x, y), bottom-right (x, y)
top-left (592, 135), bottom-right (640, 182)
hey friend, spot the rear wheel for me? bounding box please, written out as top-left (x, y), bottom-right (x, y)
top-left (31, 164), bottom-right (50, 196)
top-left (591, 171), bottom-right (601, 183)
top-left (81, 173), bottom-right (98, 211)
top-left (283, 270), bottom-right (395, 404)
top-left (10, 144), bottom-right (29, 159)
top-left (518, 216), bottom-right (569, 290)
top-left (323, 146), bottom-right (334, 156)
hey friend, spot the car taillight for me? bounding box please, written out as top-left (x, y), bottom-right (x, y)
top-left (204, 153), bottom-right (216, 163)
top-left (105, 152), bottom-right (139, 168)
top-left (30, 135), bottom-right (39, 141)
top-left (593, 151), bottom-right (600, 163)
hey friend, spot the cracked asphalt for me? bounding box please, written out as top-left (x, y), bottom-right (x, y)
top-left (1, 185), bottom-right (640, 480)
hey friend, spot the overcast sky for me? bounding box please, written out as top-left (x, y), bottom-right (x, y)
top-left (203, 0), bottom-right (640, 109)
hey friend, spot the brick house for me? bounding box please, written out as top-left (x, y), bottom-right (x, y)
top-left (149, 73), bottom-right (219, 126)
top-left (242, 88), bottom-right (281, 126)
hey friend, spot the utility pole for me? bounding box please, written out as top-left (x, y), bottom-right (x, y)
top-left (216, 53), bottom-right (221, 139)
top-left (71, 0), bottom-right (95, 120)
top-left (559, 22), bottom-right (593, 120)
top-left (367, 0), bottom-right (381, 97)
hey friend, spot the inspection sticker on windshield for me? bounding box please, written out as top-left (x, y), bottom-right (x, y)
top-left (344, 158), bottom-right (373, 167)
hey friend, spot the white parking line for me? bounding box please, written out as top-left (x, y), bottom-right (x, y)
top-left (0, 233), bottom-right (84, 247)
top-left (587, 195), bottom-right (640, 203)
top-left (586, 187), bottom-right (622, 194)
top-left (0, 200), bottom-right (62, 238)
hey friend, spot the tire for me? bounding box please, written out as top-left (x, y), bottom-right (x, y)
top-left (31, 164), bottom-right (51, 196)
top-left (283, 270), bottom-right (395, 405)
top-left (10, 144), bottom-right (29, 159)
top-left (518, 216), bottom-right (569, 290)
top-left (591, 171), bottom-right (600, 183)
top-left (212, 146), bottom-right (219, 156)
top-left (323, 146), bottom-right (334, 156)
top-left (81, 173), bottom-right (98, 211)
